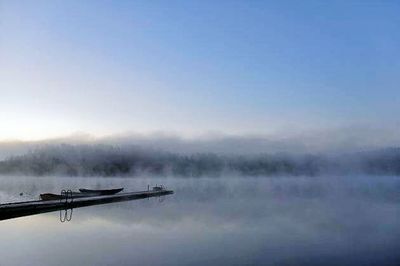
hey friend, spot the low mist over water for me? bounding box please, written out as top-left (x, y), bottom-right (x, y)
top-left (0, 175), bottom-right (399, 265)
top-left (0, 137), bottom-right (399, 265)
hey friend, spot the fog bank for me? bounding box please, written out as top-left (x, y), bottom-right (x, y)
top-left (0, 143), bottom-right (399, 177)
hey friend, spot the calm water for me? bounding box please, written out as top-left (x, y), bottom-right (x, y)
top-left (0, 176), bottom-right (399, 266)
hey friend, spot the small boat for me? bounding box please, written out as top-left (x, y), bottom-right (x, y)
top-left (40, 188), bottom-right (124, 201)
top-left (41, 192), bottom-right (92, 200)
top-left (40, 193), bottom-right (66, 201)
top-left (78, 188), bottom-right (124, 195)
top-left (40, 191), bottom-right (99, 201)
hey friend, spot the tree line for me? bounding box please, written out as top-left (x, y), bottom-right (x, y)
top-left (0, 144), bottom-right (399, 177)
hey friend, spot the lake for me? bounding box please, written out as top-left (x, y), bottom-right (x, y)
top-left (0, 176), bottom-right (399, 265)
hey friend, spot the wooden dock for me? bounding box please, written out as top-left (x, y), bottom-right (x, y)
top-left (0, 189), bottom-right (174, 221)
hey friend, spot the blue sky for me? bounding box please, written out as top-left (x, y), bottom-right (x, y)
top-left (0, 0), bottom-right (399, 140)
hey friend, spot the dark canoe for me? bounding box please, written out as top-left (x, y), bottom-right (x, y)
top-left (40, 193), bottom-right (65, 201)
top-left (78, 188), bottom-right (124, 195)
top-left (41, 191), bottom-right (100, 200)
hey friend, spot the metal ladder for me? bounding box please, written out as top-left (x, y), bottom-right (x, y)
top-left (60, 189), bottom-right (73, 222)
